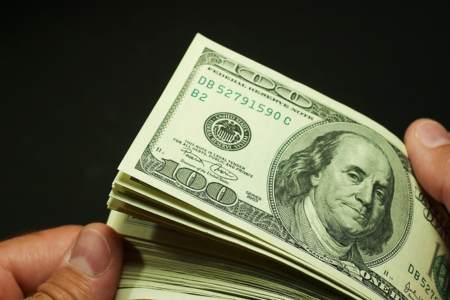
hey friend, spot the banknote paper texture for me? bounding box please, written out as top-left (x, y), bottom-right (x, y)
top-left (107, 211), bottom-right (342, 300)
top-left (117, 34), bottom-right (449, 299)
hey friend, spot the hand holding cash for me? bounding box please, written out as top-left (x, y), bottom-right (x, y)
top-left (107, 34), bottom-right (450, 300)
top-left (0, 34), bottom-right (448, 300)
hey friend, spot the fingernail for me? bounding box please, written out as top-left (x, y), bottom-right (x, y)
top-left (69, 228), bottom-right (112, 276)
top-left (415, 120), bottom-right (450, 148)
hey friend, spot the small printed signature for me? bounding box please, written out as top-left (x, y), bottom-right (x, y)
top-left (181, 148), bottom-right (238, 181)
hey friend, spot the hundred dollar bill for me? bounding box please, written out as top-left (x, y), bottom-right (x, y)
top-left (107, 174), bottom-right (354, 297)
top-left (115, 34), bottom-right (450, 299)
top-left (107, 210), bottom-right (342, 299)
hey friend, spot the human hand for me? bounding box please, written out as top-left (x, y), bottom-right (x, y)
top-left (0, 119), bottom-right (447, 300)
top-left (0, 223), bottom-right (122, 300)
top-left (405, 119), bottom-right (450, 211)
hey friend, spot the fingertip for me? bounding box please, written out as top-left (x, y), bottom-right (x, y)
top-left (404, 118), bottom-right (423, 147)
top-left (72, 223), bottom-right (122, 280)
top-left (77, 223), bottom-right (123, 299)
top-left (405, 118), bottom-right (450, 149)
top-left (404, 119), bottom-right (450, 208)
top-left (404, 119), bottom-right (430, 164)
top-left (82, 223), bottom-right (122, 256)
top-left (30, 223), bottom-right (123, 300)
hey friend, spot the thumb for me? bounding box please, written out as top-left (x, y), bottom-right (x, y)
top-left (26, 223), bottom-right (122, 300)
top-left (404, 118), bottom-right (450, 210)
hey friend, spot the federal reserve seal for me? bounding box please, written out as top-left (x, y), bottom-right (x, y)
top-left (204, 112), bottom-right (251, 151)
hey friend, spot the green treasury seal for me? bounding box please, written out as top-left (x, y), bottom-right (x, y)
top-left (204, 112), bottom-right (251, 151)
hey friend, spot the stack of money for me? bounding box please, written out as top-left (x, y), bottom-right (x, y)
top-left (106, 34), bottom-right (450, 300)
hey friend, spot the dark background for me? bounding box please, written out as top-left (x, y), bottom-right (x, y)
top-left (2, 3), bottom-right (448, 239)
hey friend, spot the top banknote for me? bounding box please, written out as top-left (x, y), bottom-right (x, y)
top-left (118, 34), bottom-right (449, 299)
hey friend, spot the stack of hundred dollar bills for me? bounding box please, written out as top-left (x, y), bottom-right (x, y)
top-left (106, 34), bottom-right (450, 300)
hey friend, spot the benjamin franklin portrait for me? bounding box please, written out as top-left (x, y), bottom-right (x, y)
top-left (272, 123), bottom-right (411, 268)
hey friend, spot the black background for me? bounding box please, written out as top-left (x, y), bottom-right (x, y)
top-left (2, 3), bottom-right (449, 239)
